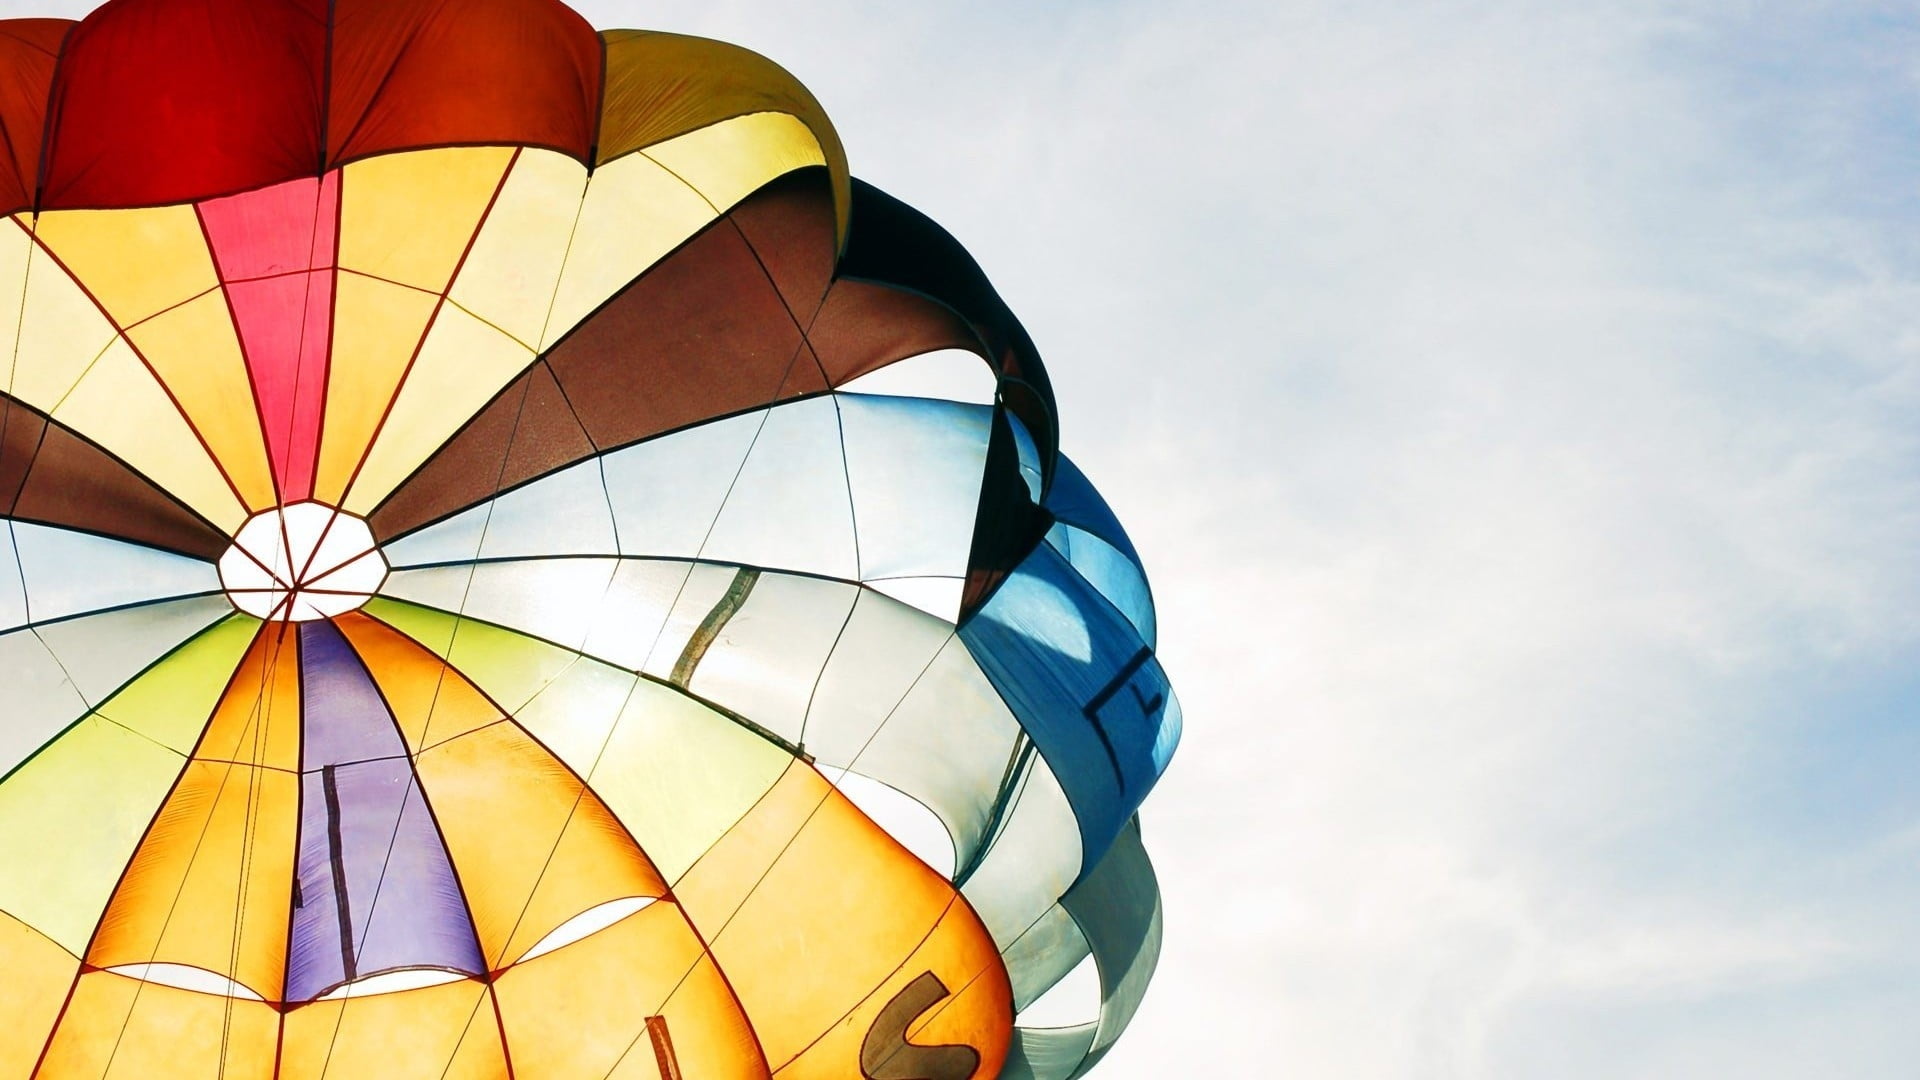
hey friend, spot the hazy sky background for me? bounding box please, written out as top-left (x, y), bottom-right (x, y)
top-left (7, 0), bottom-right (1917, 1076)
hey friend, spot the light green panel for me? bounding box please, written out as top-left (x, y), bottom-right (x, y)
top-left (0, 717), bottom-right (186, 953)
top-left (93, 614), bottom-right (261, 755)
top-left (364, 598), bottom-right (576, 713)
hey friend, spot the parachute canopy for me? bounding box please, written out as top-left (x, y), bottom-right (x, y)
top-left (0, 3), bottom-right (1180, 1078)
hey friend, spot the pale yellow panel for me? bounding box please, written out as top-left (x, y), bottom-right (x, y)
top-left (52, 337), bottom-right (247, 532)
top-left (312, 273), bottom-right (443, 505)
top-left (446, 148), bottom-right (587, 349)
top-left (540, 150), bottom-right (716, 349)
top-left (125, 291), bottom-right (277, 511)
top-left (343, 303), bottom-right (532, 515)
top-left (644, 112), bottom-right (827, 217)
top-left (37, 970), bottom-right (279, 1080)
top-left (0, 910), bottom-right (80, 1079)
top-left (339, 145), bottom-right (515, 292)
top-left (33, 202), bottom-right (219, 326)
top-left (0, 218), bottom-right (120, 410)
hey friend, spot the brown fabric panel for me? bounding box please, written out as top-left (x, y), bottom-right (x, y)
top-left (597, 29), bottom-right (848, 246)
top-left (327, 0), bottom-right (601, 166)
top-left (1, 397), bottom-right (227, 560)
top-left (367, 359), bottom-right (594, 541)
top-left (810, 279), bottom-right (990, 386)
top-left (0, 19), bottom-right (70, 216)
top-left (368, 172), bottom-right (841, 540)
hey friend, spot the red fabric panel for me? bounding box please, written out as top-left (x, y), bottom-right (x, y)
top-left (39, 0), bottom-right (326, 209)
top-left (0, 19), bottom-right (70, 215)
top-left (200, 170), bottom-right (340, 503)
top-left (326, 0), bottom-right (601, 166)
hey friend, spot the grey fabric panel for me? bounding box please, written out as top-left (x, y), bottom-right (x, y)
top-left (999, 1023), bottom-right (1099, 1080)
top-left (1063, 815), bottom-right (1164, 1075)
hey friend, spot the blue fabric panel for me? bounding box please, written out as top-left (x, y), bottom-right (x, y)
top-left (1046, 523), bottom-right (1155, 648)
top-left (1043, 454), bottom-right (1139, 565)
top-left (961, 542), bottom-right (1177, 872)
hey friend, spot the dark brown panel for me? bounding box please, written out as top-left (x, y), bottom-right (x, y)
top-left (810, 278), bottom-right (989, 386)
top-left (2, 396), bottom-right (228, 560)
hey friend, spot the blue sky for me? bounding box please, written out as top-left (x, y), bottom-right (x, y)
top-left (4, 0), bottom-right (1915, 1075)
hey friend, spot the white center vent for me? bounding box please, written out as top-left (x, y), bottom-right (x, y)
top-left (218, 502), bottom-right (388, 622)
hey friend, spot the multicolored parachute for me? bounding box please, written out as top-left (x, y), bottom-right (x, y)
top-left (0, 3), bottom-right (1180, 1078)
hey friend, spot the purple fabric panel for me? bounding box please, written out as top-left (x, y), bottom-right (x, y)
top-left (286, 622), bottom-right (484, 1002)
top-left (297, 620), bottom-right (408, 766)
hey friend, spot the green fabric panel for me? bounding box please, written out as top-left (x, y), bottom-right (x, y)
top-left (93, 614), bottom-right (260, 754)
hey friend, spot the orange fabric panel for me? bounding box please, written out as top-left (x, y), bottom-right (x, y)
top-left (494, 899), bottom-right (768, 1080)
top-left (38, 0), bottom-right (325, 210)
top-left (279, 978), bottom-right (510, 1080)
top-left (334, 611), bottom-right (506, 749)
top-left (0, 909), bottom-right (78, 1078)
top-left (327, 0), bottom-right (600, 166)
top-left (86, 759), bottom-right (298, 1002)
top-left (37, 969), bottom-right (279, 1080)
top-left (192, 621), bottom-right (301, 771)
top-left (414, 720), bottom-right (666, 969)
top-left (673, 763), bottom-right (1002, 1071)
top-left (0, 19), bottom-right (70, 216)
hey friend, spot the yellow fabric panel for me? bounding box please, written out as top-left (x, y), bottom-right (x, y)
top-left (343, 302), bottom-right (533, 515)
top-left (445, 148), bottom-right (586, 349)
top-left (415, 720), bottom-right (665, 969)
top-left (334, 610), bottom-right (505, 749)
top-left (51, 335), bottom-right (247, 533)
top-left (87, 759), bottom-right (297, 1002)
top-left (0, 910), bottom-right (79, 1079)
top-left (36, 969), bottom-right (278, 1080)
top-left (494, 899), bottom-right (768, 1080)
top-left (279, 978), bottom-right (509, 1080)
top-left (539, 150), bottom-right (714, 350)
top-left (0, 716), bottom-right (185, 954)
top-left (96, 615), bottom-right (261, 756)
top-left (123, 291), bottom-right (277, 511)
top-left (597, 30), bottom-right (849, 246)
top-left (674, 763), bottom-right (964, 1069)
top-left (338, 146), bottom-right (515, 292)
top-left (0, 217), bottom-right (120, 409)
top-left (771, 905), bottom-right (1012, 1080)
top-left (189, 622), bottom-right (300, 771)
top-left (32, 202), bottom-right (218, 326)
top-left (644, 112), bottom-right (828, 216)
top-left (311, 273), bottom-right (441, 506)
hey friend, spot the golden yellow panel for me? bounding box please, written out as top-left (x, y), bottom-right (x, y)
top-left (643, 112), bottom-right (828, 218)
top-left (338, 146), bottom-right (516, 292)
top-left (540, 149), bottom-right (715, 350)
top-left (279, 978), bottom-right (509, 1080)
top-left (494, 899), bottom-right (769, 1080)
top-left (342, 302), bottom-right (532, 516)
top-left (335, 610), bottom-right (506, 749)
top-left (311, 273), bottom-right (442, 506)
top-left (414, 721), bottom-right (665, 969)
top-left (0, 909), bottom-right (79, 1079)
top-left (0, 217), bottom-right (120, 410)
top-left (33, 202), bottom-right (219, 326)
top-left (52, 336), bottom-right (247, 533)
top-left (36, 969), bottom-right (279, 1080)
top-left (674, 763), bottom-right (966, 1070)
top-left (189, 622), bottom-right (300, 771)
top-left (445, 148), bottom-right (587, 349)
top-left (124, 291), bottom-right (277, 511)
top-left (86, 758), bottom-right (297, 1002)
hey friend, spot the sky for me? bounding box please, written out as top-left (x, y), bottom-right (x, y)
top-left (6, 0), bottom-right (1918, 1076)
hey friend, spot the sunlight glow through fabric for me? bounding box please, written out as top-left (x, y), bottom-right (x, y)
top-left (0, 3), bottom-right (1180, 1078)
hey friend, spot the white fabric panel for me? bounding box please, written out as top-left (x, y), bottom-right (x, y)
top-left (836, 393), bottom-right (989, 581)
top-left (1067, 818), bottom-right (1165, 1068)
top-left (686, 572), bottom-right (857, 747)
top-left (865, 575), bottom-right (964, 623)
top-left (835, 349), bottom-right (997, 405)
top-left (6, 521), bottom-right (218, 629)
top-left (822, 766), bottom-right (957, 880)
top-left (0, 525), bottom-right (25, 629)
top-left (1015, 950), bottom-right (1101, 1029)
top-left (602, 410), bottom-right (763, 557)
top-left (380, 557), bottom-right (618, 653)
top-left (959, 751), bottom-right (1084, 952)
top-left (2, 597), bottom-right (233, 776)
top-left (1002, 902), bottom-right (1092, 1012)
top-left (698, 396), bottom-right (857, 580)
top-left (1000, 1024), bottom-right (1099, 1080)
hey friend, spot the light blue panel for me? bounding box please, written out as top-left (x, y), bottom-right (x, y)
top-left (836, 392), bottom-right (991, 581)
top-left (11, 521), bottom-right (218, 625)
top-left (960, 543), bottom-right (1177, 872)
top-left (700, 395), bottom-right (858, 580)
top-left (1043, 454), bottom-right (1140, 565)
top-left (1047, 524), bottom-right (1155, 648)
top-left (382, 459), bottom-right (616, 567)
top-left (1008, 410), bottom-right (1044, 502)
top-left (604, 409), bottom-right (764, 558)
top-left (0, 525), bottom-right (27, 630)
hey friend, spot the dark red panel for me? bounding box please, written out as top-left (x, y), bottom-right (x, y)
top-left (0, 19), bottom-right (70, 215)
top-left (327, 0), bottom-right (601, 166)
top-left (38, 0), bottom-right (325, 209)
